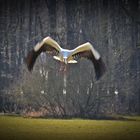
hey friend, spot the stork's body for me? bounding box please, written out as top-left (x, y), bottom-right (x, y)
top-left (25, 36), bottom-right (106, 80)
top-left (53, 48), bottom-right (75, 64)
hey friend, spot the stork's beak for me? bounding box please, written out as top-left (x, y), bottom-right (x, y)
top-left (63, 57), bottom-right (67, 64)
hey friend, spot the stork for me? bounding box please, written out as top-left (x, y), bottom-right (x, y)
top-left (25, 36), bottom-right (106, 80)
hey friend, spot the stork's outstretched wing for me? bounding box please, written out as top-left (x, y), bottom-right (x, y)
top-left (71, 42), bottom-right (106, 80)
top-left (25, 36), bottom-right (61, 71)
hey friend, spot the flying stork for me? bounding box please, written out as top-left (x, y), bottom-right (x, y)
top-left (25, 36), bottom-right (106, 80)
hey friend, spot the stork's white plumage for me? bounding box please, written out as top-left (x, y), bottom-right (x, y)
top-left (25, 36), bottom-right (106, 80)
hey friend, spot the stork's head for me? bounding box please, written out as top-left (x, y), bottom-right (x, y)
top-left (63, 57), bottom-right (68, 64)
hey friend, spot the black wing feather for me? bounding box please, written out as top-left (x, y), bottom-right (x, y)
top-left (25, 44), bottom-right (59, 71)
top-left (72, 51), bottom-right (106, 80)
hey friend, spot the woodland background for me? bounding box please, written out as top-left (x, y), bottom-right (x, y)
top-left (0, 0), bottom-right (140, 118)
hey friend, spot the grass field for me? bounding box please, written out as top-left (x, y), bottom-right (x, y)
top-left (0, 116), bottom-right (140, 140)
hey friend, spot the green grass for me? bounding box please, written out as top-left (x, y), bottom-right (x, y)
top-left (0, 116), bottom-right (140, 140)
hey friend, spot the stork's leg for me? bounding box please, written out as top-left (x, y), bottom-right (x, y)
top-left (63, 72), bottom-right (67, 94)
top-left (64, 65), bottom-right (67, 72)
top-left (59, 63), bottom-right (68, 74)
top-left (59, 62), bottom-right (65, 72)
top-left (59, 62), bottom-right (63, 71)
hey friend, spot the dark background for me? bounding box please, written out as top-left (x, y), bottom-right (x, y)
top-left (0, 0), bottom-right (140, 117)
